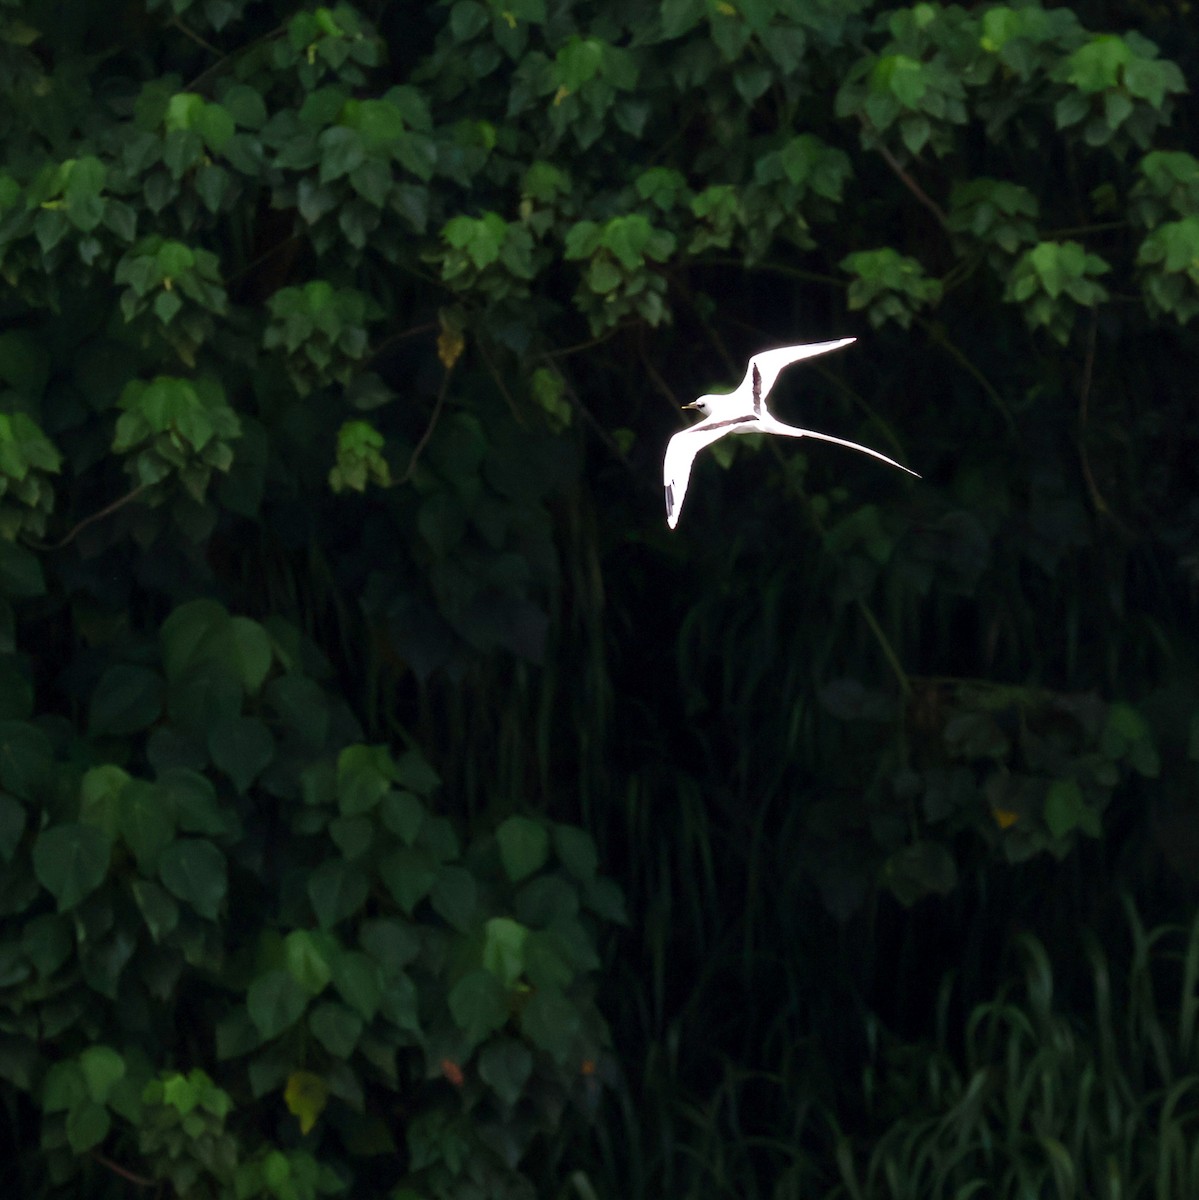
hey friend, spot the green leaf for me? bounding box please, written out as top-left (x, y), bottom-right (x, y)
top-left (160, 768), bottom-right (230, 836)
top-left (430, 865), bottom-right (478, 932)
top-left (318, 126), bottom-right (367, 183)
top-left (478, 1038), bottom-right (532, 1107)
top-left (229, 616), bottom-right (273, 692)
top-left (1065, 34), bottom-right (1131, 93)
top-left (1101, 702), bottom-right (1160, 777)
top-left (496, 816), bottom-right (549, 882)
top-left (519, 986), bottom-right (579, 1063)
top-left (247, 969), bottom-right (309, 1039)
top-left (332, 950), bottom-right (382, 1020)
top-left (1044, 779), bottom-right (1101, 839)
top-left (118, 779), bottom-right (175, 869)
top-left (378, 846), bottom-right (438, 913)
top-left (221, 84), bottom-right (268, 129)
top-left (516, 874), bottom-right (579, 926)
top-left (158, 837), bottom-right (227, 919)
top-left (482, 916), bottom-right (528, 987)
top-left (88, 665), bottom-right (164, 736)
top-left (552, 824), bottom-right (598, 883)
top-left (309, 1001), bottom-right (363, 1058)
top-left (21, 912), bottom-right (71, 977)
top-left (338, 744), bottom-right (392, 814)
top-left (79, 1045), bottom-right (125, 1102)
top-left (329, 815), bottom-right (373, 859)
top-left (309, 859), bottom-right (369, 928)
top-left (266, 675), bottom-right (330, 748)
top-left (0, 542), bottom-right (45, 598)
top-left (349, 97), bottom-right (406, 146)
top-left (418, 491), bottom-right (465, 556)
top-left (207, 715), bottom-right (274, 792)
top-left (285, 929), bottom-right (334, 994)
top-left (195, 102), bottom-right (235, 152)
top-left (131, 879), bottom-right (179, 942)
top-left (0, 792), bottom-right (24, 861)
top-left (64, 156), bottom-right (107, 233)
top-left (523, 929), bottom-right (574, 989)
top-left (587, 258), bottom-right (622, 295)
top-left (883, 841), bottom-right (959, 905)
top-left (161, 599), bottom-right (231, 683)
top-left (283, 1070), bottom-right (328, 1136)
top-left (0, 719), bottom-right (52, 798)
top-left (65, 1099), bottom-right (110, 1152)
top-left (394, 750), bottom-right (440, 796)
top-left (43, 1061), bottom-right (86, 1112)
top-left (79, 763), bottom-right (128, 836)
top-left (380, 791), bottom-right (423, 844)
top-left (215, 1009), bottom-right (261, 1060)
top-left (660, 0), bottom-right (704, 37)
top-left (448, 968), bottom-right (508, 1043)
top-left (33, 823), bottom-right (111, 911)
top-left (360, 917), bottom-right (421, 970)
top-left (378, 971), bottom-right (420, 1034)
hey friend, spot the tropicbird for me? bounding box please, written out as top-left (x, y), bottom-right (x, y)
top-left (663, 338), bottom-right (918, 529)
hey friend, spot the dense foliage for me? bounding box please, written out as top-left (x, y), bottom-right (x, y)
top-left (1, 0), bottom-right (1198, 1196)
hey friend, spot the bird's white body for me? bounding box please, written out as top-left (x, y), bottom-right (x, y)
top-left (663, 338), bottom-right (917, 528)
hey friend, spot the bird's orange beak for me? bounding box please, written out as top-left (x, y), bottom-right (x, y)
top-left (682, 401), bottom-right (699, 410)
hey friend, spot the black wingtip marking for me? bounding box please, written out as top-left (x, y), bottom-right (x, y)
top-left (752, 363), bottom-right (762, 415)
top-left (665, 482), bottom-right (674, 514)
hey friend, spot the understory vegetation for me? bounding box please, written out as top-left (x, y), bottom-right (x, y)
top-left (1, 0), bottom-right (1198, 1196)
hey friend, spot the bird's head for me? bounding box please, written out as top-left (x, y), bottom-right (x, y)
top-left (682, 395), bottom-right (717, 416)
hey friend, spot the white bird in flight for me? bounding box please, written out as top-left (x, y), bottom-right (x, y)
top-left (663, 338), bottom-right (918, 529)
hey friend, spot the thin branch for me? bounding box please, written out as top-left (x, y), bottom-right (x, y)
top-left (363, 320), bottom-right (438, 369)
top-left (701, 257), bottom-right (846, 292)
top-left (1045, 221), bottom-right (1128, 240)
top-left (170, 16), bottom-right (221, 56)
top-left (856, 596), bottom-right (912, 698)
top-left (224, 233), bottom-right (303, 288)
top-left (399, 367), bottom-right (450, 485)
top-left (184, 21), bottom-right (288, 94)
top-left (918, 317), bottom-right (1016, 433)
top-left (1075, 309), bottom-right (1128, 532)
top-left (537, 330), bottom-right (618, 361)
top-left (473, 336), bottom-right (522, 423)
top-left (92, 1151), bottom-right (155, 1188)
top-left (559, 375), bottom-right (640, 473)
top-left (39, 482), bottom-right (153, 551)
top-left (766, 436), bottom-right (913, 698)
top-left (640, 344), bottom-right (685, 417)
top-left (870, 133), bottom-right (949, 231)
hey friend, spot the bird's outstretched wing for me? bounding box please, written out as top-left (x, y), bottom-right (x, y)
top-left (664, 420), bottom-right (752, 529)
top-left (760, 417), bottom-right (920, 477)
top-left (737, 338), bottom-right (856, 406)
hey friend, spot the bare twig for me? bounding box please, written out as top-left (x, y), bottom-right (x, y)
top-left (473, 336), bottom-right (523, 426)
top-left (224, 234), bottom-right (303, 287)
top-left (92, 1151), bottom-right (155, 1188)
top-left (184, 21), bottom-right (288, 94)
top-left (170, 16), bottom-right (221, 56)
top-left (918, 317), bottom-right (1015, 433)
top-left (856, 596), bottom-right (912, 698)
top-left (537, 330), bottom-right (618, 361)
top-left (639, 345), bottom-right (683, 416)
top-left (558, 375), bottom-right (639, 472)
top-left (399, 368), bottom-right (450, 484)
top-left (872, 136), bottom-right (949, 231)
top-left (765, 436), bottom-right (914, 698)
top-left (41, 482), bottom-right (154, 551)
top-left (363, 320), bottom-right (439, 369)
top-left (1075, 309), bottom-right (1124, 528)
